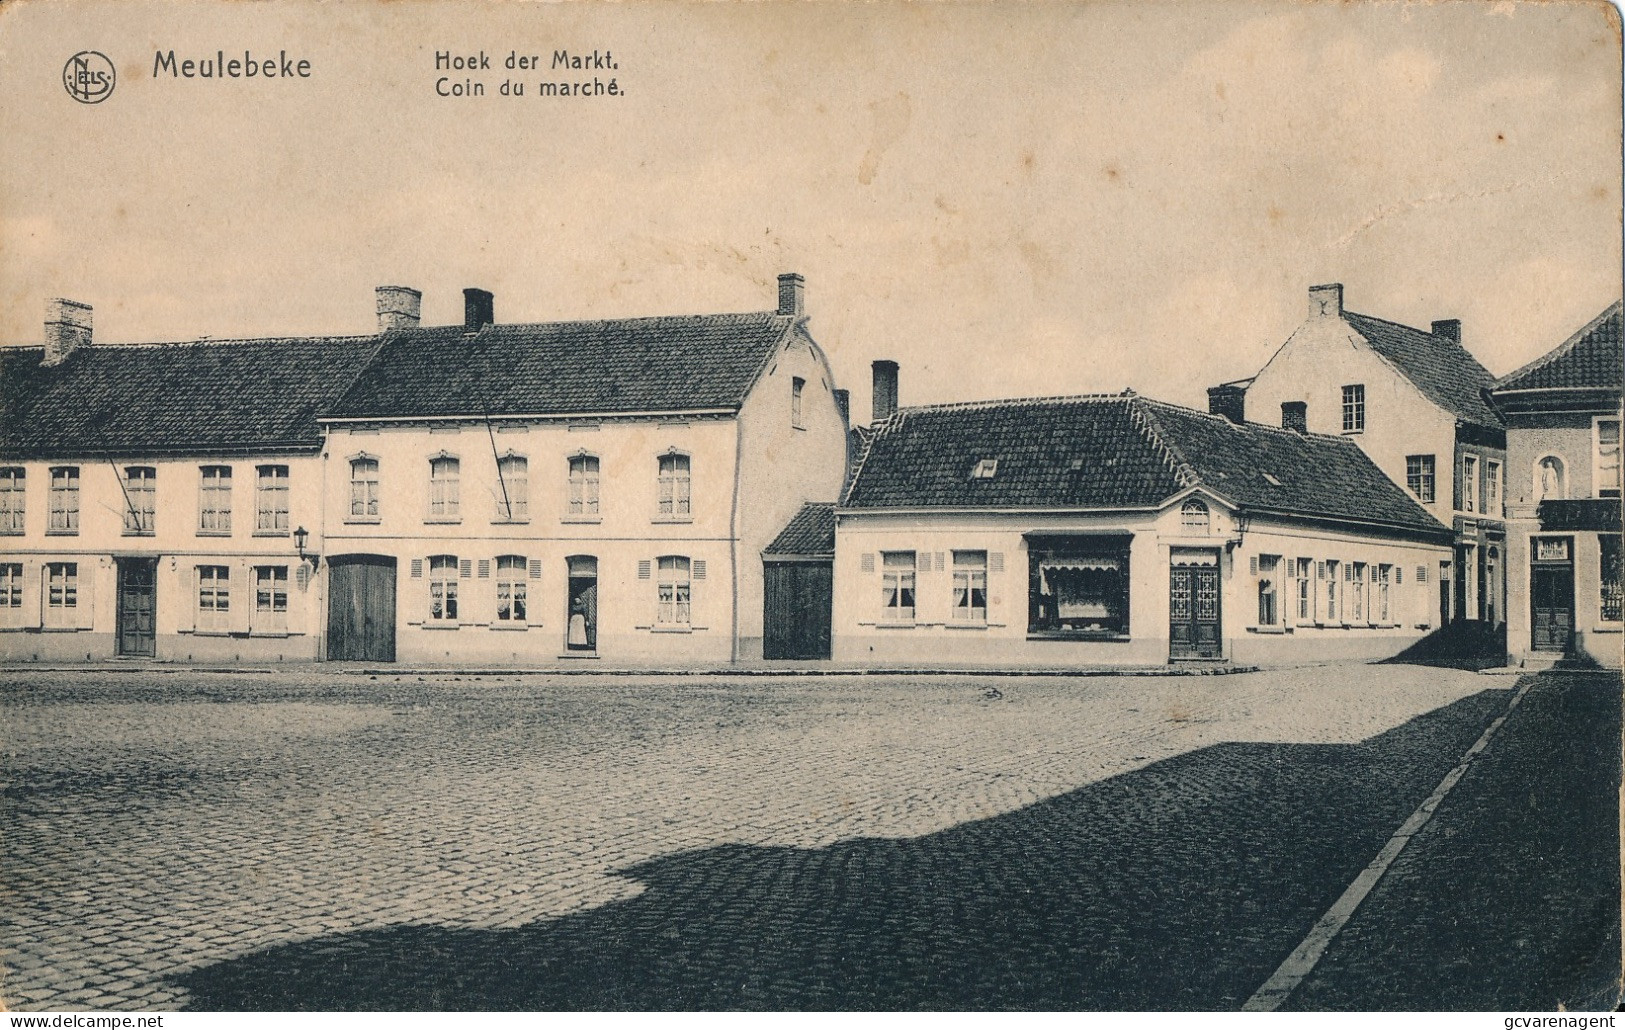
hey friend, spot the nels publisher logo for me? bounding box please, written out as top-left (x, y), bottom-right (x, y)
top-left (63, 51), bottom-right (115, 104)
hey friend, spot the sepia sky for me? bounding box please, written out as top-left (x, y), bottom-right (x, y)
top-left (1, 0), bottom-right (1619, 420)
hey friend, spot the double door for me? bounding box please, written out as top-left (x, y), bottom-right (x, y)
top-left (1169, 559), bottom-right (1221, 660)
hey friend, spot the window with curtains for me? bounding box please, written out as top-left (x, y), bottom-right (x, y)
top-left (495, 456), bottom-right (528, 521)
top-left (428, 555), bottom-right (459, 622)
top-left (45, 562), bottom-right (77, 629)
top-left (657, 453), bottom-right (691, 519)
top-left (568, 454), bottom-right (600, 516)
top-left (881, 551), bottom-right (916, 622)
top-left (48, 467), bottom-right (79, 534)
top-left (1028, 540), bottom-right (1130, 636)
top-left (197, 565), bottom-right (230, 632)
top-left (657, 556), bottom-right (691, 626)
top-left (495, 555), bottom-right (528, 623)
top-left (0, 468), bottom-right (24, 534)
top-left (199, 466), bottom-right (232, 534)
top-left (428, 457), bottom-right (460, 521)
top-left (349, 458), bottom-right (380, 519)
top-left (123, 467), bottom-right (156, 535)
top-left (254, 566), bottom-right (288, 631)
top-left (1256, 554), bottom-right (1279, 627)
top-left (255, 465), bottom-right (289, 533)
top-left (952, 551), bottom-right (988, 623)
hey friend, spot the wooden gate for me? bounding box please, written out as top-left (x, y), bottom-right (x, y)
top-left (763, 560), bottom-right (833, 660)
top-left (326, 555), bottom-right (396, 662)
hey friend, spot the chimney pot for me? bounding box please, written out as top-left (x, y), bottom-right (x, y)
top-left (872, 360), bottom-right (900, 423)
top-left (1207, 383), bottom-right (1247, 424)
top-left (777, 272), bottom-right (805, 317)
top-left (376, 286), bottom-right (422, 332)
top-left (43, 298), bottom-right (93, 367)
top-left (1281, 400), bottom-right (1308, 433)
top-left (463, 288), bottom-right (494, 331)
top-left (1308, 282), bottom-right (1344, 319)
top-left (1431, 319), bottom-right (1461, 345)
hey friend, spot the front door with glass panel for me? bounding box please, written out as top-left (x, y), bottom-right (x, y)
top-left (1169, 550), bottom-right (1221, 659)
top-left (1530, 537), bottom-right (1574, 653)
top-left (117, 558), bottom-right (157, 657)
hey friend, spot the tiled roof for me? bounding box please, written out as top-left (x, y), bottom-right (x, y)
top-left (1343, 312), bottom-right (1502, 427)
top-left (328, 313), bottom-right (795, 420)
top-left (0, 337), bottom-right (382, 459)
top-left (763, 502), bottom-right (836, 557)
top-left (842, 393), bottom-right (1446, 535)
top-left (1492, 301), bottom-right (1623, 395)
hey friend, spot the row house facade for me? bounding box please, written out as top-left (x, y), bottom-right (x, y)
top-left (828, 391), bottom-right (1453, 667)
top-left (0, 300), bottom-right (379, 662)
top-left (1222, 284), bottom-right (1507, 628)
top-left (0, 275), bottom-right (848, 666)
top-left (317, 277), bottom-right (848, 664)
top-left (1488, 301), bottom-right (1622, 668)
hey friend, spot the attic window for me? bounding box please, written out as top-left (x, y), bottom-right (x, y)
top-left (1262, 472), bottom-right (1282, 486)
top-left (971, 459), bottom-right (999, 480)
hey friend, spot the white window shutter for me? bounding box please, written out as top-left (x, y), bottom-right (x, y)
top-left (638, 559), bottom-right (652, 580)
top-left (693, 559), bottom-right (707, 580)
top-left (529, 559), bottom-right (543, 580)
top-left (1343, 563), bottom-right (1353, 582)
top-left (1316, 561), bottom-right (1326, 580)
top-left (295, 563), bottom-right (311, 592)
top-left (286, 566), bottom-right (306, 636)
top-left (230, 560), bottom-right (253, 635)
top-left (410, 558), bottom-right (423, 578)
top-left (934, 552), bottom-right (945, 572)
top-left (477, 559), bottom-right (491, 579)
top-left (860, 553), bottom-right (875, 574)
top-left (1249, 555), bottom-right (1259, 576)
top-left (20, 562), bottom-right (41, 630)
top-left (1395, 566), bottom-right (1403, 584)
top-left (77, 561), bottom-right (96, 631)
top-left (989, 552), bottom-right (1004, 574)
top-left (177, 565), bottom-right (196, 633)
top-left (459, 558), bottom-right (472, 579)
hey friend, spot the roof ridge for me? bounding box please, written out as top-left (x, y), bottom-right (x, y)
top-left (1492, 299), bottom-right (1624, 391)
top-left (889, 390), bottom-right (1136, 417)
top-left (1343, 309), bottom-right (1439, 338)
top-left (4, 334), bottom-right (381, 351)
top-left (1138, 396), bottom-right (1358, 444)
top-left (472, 309), bottom-right (789, 333)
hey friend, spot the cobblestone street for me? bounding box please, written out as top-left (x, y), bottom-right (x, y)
top-left (0, 664), bottom-right (1614, 1010)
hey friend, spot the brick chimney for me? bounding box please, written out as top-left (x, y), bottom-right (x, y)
top-left (872, 360), bottom-right (899, 423)
top-left (463, 288), bottom-right (494, 331)
top-left (1207, 383), bottom-right (1246, 423)
top-left (777, 272), bottom-right (805, 317)
top-left (376, 286), bottom-right (422, 332)
top-left (42, 298), bottom-right (92, 367)
top-left (1431, 319), bottom-right (1461, 345)
top-left (1281, 401), bottom-right (1308, 433)
top-left (1308, 283), bottom-right (1343, 319)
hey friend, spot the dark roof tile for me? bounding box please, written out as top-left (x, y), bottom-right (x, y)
top-left (1343, 312), bottom-right (1502, 427)
top-left (1492, 301), bottom-right (1623, 395)
top-left (763, 502), bottom-right (836, 557)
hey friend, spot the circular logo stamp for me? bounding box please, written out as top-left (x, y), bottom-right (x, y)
top-left (63, 51), bottom-right (115, 104)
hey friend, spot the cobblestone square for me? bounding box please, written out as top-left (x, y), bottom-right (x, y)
top-left (1, 664), bottom-right (1615, 1010)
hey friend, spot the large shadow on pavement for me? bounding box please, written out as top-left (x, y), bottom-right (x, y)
top-left (174, 688), bottom-right (1579, 1010)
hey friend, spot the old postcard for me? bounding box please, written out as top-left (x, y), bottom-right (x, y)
top-left (1, 0), bottom-right (1620, 1014)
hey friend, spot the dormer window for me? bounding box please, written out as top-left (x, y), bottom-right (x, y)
top-left (971, 459), bottom-right (999, 480)
top-left (1261, 472), bottom-right (1282, 487)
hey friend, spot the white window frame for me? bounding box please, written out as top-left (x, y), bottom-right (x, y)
top-left (255, 465), bottom-right (290, 535)
top-left (1406, 455), bottom-right (1436, 505)
top-left (952, 550), bottom-right (988, 623)
top-left (791, 377), bottom-right (805, 429)
top-left (428, 555), bottom-right (459, 623)
top-left (881, 551), bottom-right (917, 623)
top-left (1461, 454), bottom-right (1478, 514)
top-left (198, 466), bottom-right (232, 535)
top-left (1256, 554), bottom-right (1280, 628)
top-left (253, 565), bottom-right (288, 633)
top-left (657, 453), bottom-right (692, 520)
top-left (123, 466), bottom-right (156, 536)
top-left (1180, 498), bottom-right (1210, 533)
top-left (48, 467), bottom-right (79, 535)
top-left (197, 565), bottom-right (231, 633)
top-left (1485, 460), bottom-right (1502, 518)
top-left (1349, 562), bottom-right (1367, 624)
top-left (1294, 557), bottom-right (1313, 625)
top-left (427, 456), bottom-right (461, 522)
top-left (0, 467), bottom-right (24, 535)
top-left (1341, 384), bottom-right (1365, 433)
top-left (495, 554), bottom-right (529, 624)
top-left (1376, 564), bottom-right (1392, 624)
top-left (1595, 415), bottom-right (1622, 498)
top-left (1601, 533), bottom-right (1622, 623)
top-left (0, 562), bottom-right (23, 624)
top-left (44, 562), bottom-right (78, 629)
top-left (495, 455), bottom-right (528, 522)
top-left (568, 454), bottom-right (600, 517)
top-left (349, 457), bottom-right (380, 520)
top-left (656, 555), bottom-right (692, 627)
top-left (1323, 560), bottom-right (1341, 624)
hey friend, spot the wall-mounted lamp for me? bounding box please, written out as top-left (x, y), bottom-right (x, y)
top-left (294, 526), bottom-right (320, 569)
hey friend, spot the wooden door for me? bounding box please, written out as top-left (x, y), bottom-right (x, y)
top-left (763, 561), bottom-right (833, 660)
top-left (326, 556), bottom-right (396, 662)
top-left (117, 559), bottom-right (157, 657)
top-left (1170, 564), bottom-right (1221, 659)
top-left (1531, 566), bottom-right (1574, 653)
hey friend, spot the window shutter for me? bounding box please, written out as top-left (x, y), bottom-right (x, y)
top-left (529, 559), bottom-right (543, 580)
top-left (1416, 565), bottom-right (1427, 583)
top-left (286, 566), bottom-right (307, 636)
top-left (1316, 561), bottom-right (1326, 580)
top-left (934, 552), bottom-right (945, 572)
top-left (1395, 566), bottom-right (1403, 584)
top-left (860, 553), bottom-right (875, 574)
top-left (1249, 555), bottom-right (1259, 576)
top-left (410, 558), bottom-right (423, 578)
top-left (177, 565), bottom-right (196, 633)
top-left (21, 562), bottom-right (41, 630)
top-left (478, 559), bottom-right (491, 579)
top-left (77, 561), bottom-right (97, 631)
top-left (295, 563), bottom-right (311, 592)
top-left (638, 559), bottom-right (652, 580)
top-left (1342, 563), bottom-right (1352, 582)
top-left (459, 559), bottom-right (472, 579)
top-left (230, 560), bottom-right (253, 635)
top-left (693, 559), bottom-right (707, 580)
top-left (989, 552), bottom-right (1004, 574)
